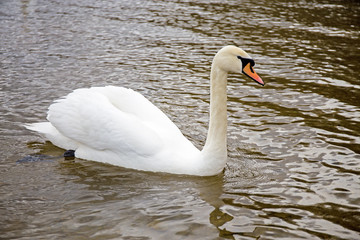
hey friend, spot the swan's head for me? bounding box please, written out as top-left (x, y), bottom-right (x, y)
top-left (213, 45), bottom-right (264, 86)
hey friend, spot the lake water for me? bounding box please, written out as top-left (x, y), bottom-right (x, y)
top-left (1, 0), bottom-right (359, 239)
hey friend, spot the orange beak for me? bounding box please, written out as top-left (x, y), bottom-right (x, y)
top-left (242, 63), bottom-right (264, 86)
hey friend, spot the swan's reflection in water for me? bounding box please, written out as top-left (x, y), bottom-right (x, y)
top-left (22, 142), bottom-right (241, 238)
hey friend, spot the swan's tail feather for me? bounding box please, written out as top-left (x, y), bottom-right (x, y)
top-left (24, 122), bottom-right (54, 134)
top-left (24, 122), bottom-right (79, 150)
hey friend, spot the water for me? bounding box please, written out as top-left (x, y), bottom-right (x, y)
top-left (1, 0), bottom-right (359, 239)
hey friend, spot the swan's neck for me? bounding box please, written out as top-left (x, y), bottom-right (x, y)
top-left (201, 63), bottom-right (228, 170)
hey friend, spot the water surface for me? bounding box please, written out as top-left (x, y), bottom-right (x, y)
top-left (1, 0), bottom-right (359, 239)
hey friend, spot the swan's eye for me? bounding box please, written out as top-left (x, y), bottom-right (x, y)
top-left (237, 56), bottom-right (255, 68)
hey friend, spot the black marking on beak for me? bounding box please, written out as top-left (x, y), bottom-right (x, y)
top-left (237, 56), bottom-right (255, 69)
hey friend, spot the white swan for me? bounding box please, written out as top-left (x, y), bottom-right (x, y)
top-left (25, 46), bottom-right (264, 176)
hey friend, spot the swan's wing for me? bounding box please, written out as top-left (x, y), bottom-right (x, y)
top-left (90, 86), bottom-right (181, 134)
top-left (47, 86), bottom-right (180, 157)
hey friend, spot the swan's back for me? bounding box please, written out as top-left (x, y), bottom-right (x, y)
top-left (30, 86), bottom-right (200, 173)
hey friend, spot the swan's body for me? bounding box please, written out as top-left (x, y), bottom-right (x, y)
top-left (26, 46), bottom-right (264, 176)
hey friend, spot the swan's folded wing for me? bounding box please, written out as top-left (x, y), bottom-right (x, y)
top-left (90, 86), bottom-right (181, 134)
top-left (47, 87), bottom-right (168, 158)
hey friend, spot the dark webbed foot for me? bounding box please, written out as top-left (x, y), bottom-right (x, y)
top-left (64, 150), bottom-right (75, 160)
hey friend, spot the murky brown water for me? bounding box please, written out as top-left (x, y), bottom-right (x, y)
top-left (1, 0), bottom-right (359, 239)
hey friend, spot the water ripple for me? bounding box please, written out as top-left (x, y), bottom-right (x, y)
top-left (1, 0), bottom-right (359, 239)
